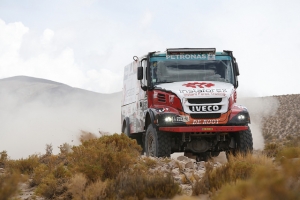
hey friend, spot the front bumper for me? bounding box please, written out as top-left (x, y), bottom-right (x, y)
top-left (159, 125), bottom-right (248, 133)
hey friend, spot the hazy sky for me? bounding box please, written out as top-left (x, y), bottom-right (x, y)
top-left (1, 0), bottom-right (300, 96)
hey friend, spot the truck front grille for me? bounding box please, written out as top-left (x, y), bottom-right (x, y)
top-left (190, 113), bottom-right (221, 119)
top-left (188, 98), bottom-right (222, 104)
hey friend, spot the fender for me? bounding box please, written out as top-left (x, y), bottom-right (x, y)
top-left (228, 105), bottom-right (251, 125)
top-left (145, 108), bottom-right (157, 130)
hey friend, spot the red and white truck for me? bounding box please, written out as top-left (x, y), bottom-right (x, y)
top-left (121, 48), bottom-right (253, 161)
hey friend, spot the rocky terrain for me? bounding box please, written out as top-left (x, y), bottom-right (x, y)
top-left (262, 94), bottom-right (300, 143)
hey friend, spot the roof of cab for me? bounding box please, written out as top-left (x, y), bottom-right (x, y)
top-left (151, 50), bottom-right (230, 56)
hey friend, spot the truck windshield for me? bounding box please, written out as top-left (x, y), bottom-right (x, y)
top-left (150, 59), bottom-right (234, 86)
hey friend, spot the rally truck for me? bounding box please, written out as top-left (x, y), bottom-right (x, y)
top-left (121, 48), bottom-right (253, 161)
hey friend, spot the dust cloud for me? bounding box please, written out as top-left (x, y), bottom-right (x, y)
top-left (237, 95), bottom-right (279, 149)
top-left (0, 77), bottom-right (121, 159)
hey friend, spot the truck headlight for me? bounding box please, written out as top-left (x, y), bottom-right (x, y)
top-left (237, 114), bottom-right (246, 120)
top-left (165, 117), bottom-right (173, 122)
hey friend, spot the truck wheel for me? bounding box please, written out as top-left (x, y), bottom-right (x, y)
top-left (123, 118), bottom-right (131, 137)
top-left (227, 127), bottom-right (253, 158)
top-left (196, 152), bottom-right (212, 162)
top-left (236, 127), bottom-right (253, 154)
top-left (211, 152), bottom-right (220, 157)
top-left (124, 121), bottom-right (144, 154)
top-left (145, 124), bottom-right (171, 157)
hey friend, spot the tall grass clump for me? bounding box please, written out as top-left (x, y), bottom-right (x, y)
top-left (68, 133), bottom-right (142, 182)
top-left (105, 169), bottom-right (181, 199)
top-left (0, 172), bottom-right (25, 200)
top-left (192, 153), bottom-right (273, 195)
top-left (213, 151), bottom-right (300, 200)
top-left (68, 173), bottom-right (107, 200)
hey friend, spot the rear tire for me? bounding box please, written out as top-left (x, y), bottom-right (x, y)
top-left (196, 152), bottom-right (212, 162)
top-left (145, 124), bottom-right (171, 157)
top-left (124, 121), bottom-right (144, 154)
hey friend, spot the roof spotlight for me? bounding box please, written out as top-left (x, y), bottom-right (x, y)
top-left (133, 56), bottom-right (139, 61)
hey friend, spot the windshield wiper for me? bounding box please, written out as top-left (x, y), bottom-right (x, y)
top-left (158, 81), bottom-right (175, 84)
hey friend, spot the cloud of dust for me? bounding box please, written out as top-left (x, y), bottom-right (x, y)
top-left (0, 79), bottom-right (121, 159)
top-left (237, 95), bottom-right (279, 149)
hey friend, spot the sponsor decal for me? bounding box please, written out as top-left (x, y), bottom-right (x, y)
top-left (166, 54), bottom-right (215, 60)
top-left (189, 105), bottom-right (221, 112)
top-left (183, 82), bottom-right (215, 88)
top-left (180, 89), bottom-right (227, 93)
top-left (193, 119), bottom-right (219, 124)
top-left (202, 128), bottom-right (213, 131)
top-left (179, 88), bottom-right (227, 96)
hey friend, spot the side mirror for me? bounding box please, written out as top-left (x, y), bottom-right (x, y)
top-left (235, 63), bottom-right (240, 76)
top-left (137, 66), bottom-right (143, 80)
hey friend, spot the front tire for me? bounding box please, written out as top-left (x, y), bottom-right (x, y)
top-left (236, 127), bottom-right (253, 154)
top-left (145, 124), bottom-right (171, 157)
top-left (227, 126), bottom-right (253, 158)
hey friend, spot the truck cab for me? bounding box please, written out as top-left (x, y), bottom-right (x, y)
top-left (121, 48), bottom-right (253, 161)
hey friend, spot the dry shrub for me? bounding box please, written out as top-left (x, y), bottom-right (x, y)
top-left (277, 146), bottom-right (300, 160)
top-left (39, 154), bottom-right (59, 171)
top-left (68, 173), bottom-right (107, 200)
top-left (172, 196), bottom-right (204, 200)
top-left (31, 164), bottom-right (48, 186)
top-left (53, 164), bottom-right (71, 179)
top-left (213, 160), bottom-right (300, 200)
top-left (0, 151), bottom-right (8, 168)
top-left (32, 156), bottom-right (70, 197)
top-left (141, 156), bottom-right (157, 168)
top-left (59, 143), bottom-right (72, 155)
top-left (0, 172), bottom-right (23, 200)
top-left (106, 169), bottom-right (181, 200)
top-left (83, 179), bottom-right (107, 200)
top-left (264, 142), bottom-right (282, 157)
top-left (69, 133), bottom-right (142, 182)
top-left (6, 154), bottom-right (40, 175)
top-left (45, 143), bottom-right (53, 156)
top-left (192, 153), bottom-right (273, 195)
top-left (277, 147), bottom-right (300, 179)
top-left (68, 173), bottom-right (87, 199)
top-left (79, 131), bottom-right (98, 142)
top-left (36, 174), bottom-right (58, 198)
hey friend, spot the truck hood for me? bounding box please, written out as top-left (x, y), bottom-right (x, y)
top-left (155, 81), bottom-right (234, 99)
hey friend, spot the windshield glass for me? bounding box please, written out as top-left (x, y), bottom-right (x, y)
top-left (150, 58), bottom-right (234, 86)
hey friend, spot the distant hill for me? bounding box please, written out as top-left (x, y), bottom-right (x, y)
top-left (0, 76), bottom-right (121, 159)
top-left (261, 94), bottom-right (300, 143)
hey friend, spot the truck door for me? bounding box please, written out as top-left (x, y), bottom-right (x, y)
top-left (136, 59), bottom-right (147, 132)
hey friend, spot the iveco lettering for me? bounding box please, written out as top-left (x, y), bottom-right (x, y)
top-left (121, 48), bottom-right (253, 161)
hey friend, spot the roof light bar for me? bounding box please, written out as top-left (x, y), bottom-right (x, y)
top-left (167, 48), bottom-right (216, 54)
